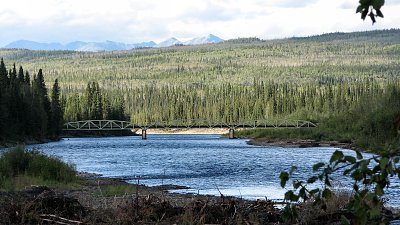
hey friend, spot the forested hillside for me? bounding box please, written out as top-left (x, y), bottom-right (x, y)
top-left (0, 29), bottom-right (399, 136)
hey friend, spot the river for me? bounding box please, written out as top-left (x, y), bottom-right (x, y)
top-left (28, 135), bottom-right (399, 207)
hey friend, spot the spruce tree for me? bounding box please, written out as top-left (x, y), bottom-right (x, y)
top-left (10, 64), bottom-right (17, 84)
top-left (25, 71), bottom-right (30, 84)
top-left (50, 79), bottom-right (63, 137)
top-left (0, 59), bottom-right (7, 139)
top-left (18, 66), bottom-right (24, 82)
top-left (32, 69), bottom-right (50, 138)
top-left (35, 69), bottom-right (51, 114)
top-left (0, 58), bottom-right (8, 88)
top-left (94, 82), bottom-right (103, 119)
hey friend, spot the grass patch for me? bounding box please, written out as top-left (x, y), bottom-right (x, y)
top-left (0, 175), bottom-right (80, 191)
top-left (0, 146), bottom-right (78, 191)
top-left (94, 184), bottom-right (137, 197)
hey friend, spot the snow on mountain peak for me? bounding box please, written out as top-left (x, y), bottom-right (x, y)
top-left (3, 34), bottom-right (224, 52)
top-left (184, 34), bottom-right (224, 46)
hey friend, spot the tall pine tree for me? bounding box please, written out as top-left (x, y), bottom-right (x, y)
top-left (32, 69), bottom-right (51, 138)
top-left (0, 58), bottom-right (8, 138)
top-left (50, 79), bottom-right (63, 137)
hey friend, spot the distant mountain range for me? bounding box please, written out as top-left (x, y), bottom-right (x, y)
top-left (3, 34), bottom-right (224, 52)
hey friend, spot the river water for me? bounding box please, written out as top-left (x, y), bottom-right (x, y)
top-left (28, 135), bottom-right (399, 207)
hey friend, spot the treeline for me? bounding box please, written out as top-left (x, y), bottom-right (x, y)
top-left (236, 82), bottom-right (400, 151)
top-left (126, 78), bottom-right (394, 125)
top-left (0, 58), bottom-right (128, 143)
top-left (63, 81), bottom-right (127, 122)
top-left (326, 83), bottom-right (400, 150)
top-left (0, 58), bottom-right (63, 142)
top-left (291, 28), bottom-right (400, 43)
top-left (58, 73), bottom-right (400, 151)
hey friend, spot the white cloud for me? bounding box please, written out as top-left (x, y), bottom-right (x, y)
top-left (0, 0), bottom-right (399, 46)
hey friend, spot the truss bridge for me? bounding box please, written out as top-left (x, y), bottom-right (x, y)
top-left (63, 119), bottom-right (317, 139)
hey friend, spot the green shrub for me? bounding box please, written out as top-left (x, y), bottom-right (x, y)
top-left (0, 146), bottom-right (77, 189)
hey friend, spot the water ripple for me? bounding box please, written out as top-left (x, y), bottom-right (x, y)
top-left (29, 135), bottom-right (399, 207)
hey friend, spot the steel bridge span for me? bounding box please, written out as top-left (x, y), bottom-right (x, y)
top-left (63, 119), bottom-right (317, 139)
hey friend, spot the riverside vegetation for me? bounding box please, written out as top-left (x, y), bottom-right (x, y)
top-left (0, 29), bottom-right (400, 224)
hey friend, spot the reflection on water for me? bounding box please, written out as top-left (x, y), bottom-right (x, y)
top-left (28, 135), bottom-right (399, 207)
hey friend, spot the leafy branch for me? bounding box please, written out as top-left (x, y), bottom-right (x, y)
top-left (357, 0), bottom-right (385, 24)
top-left (280, 148), bottom-right (400, 224)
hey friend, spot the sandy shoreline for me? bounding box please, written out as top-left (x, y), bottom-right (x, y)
top-left (134, 128), bottom-right (235, 135)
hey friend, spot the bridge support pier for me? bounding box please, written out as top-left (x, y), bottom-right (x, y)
top-left (142, 129), bottom-right (147, 140)
top-left (229, 128), bottom-right (235, 139)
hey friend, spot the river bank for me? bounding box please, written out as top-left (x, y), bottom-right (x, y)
top-left (0, 137), bottom-right (59, 149)
top-left (1, 172), bottom-right (398, 224)
top-left (246, 138), bottom-right (354, 149)
top-left (0, 130), bottom-right (139, 148)
top-left (0, 172), bottom-right (282, 224)
top-left (2, 137), bottom-right (400, 224)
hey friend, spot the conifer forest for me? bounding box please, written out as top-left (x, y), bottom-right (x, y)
top-left (1, 29), bottom-right (399, 149)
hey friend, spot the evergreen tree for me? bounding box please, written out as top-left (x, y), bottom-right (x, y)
top-left (0, 59), bottom-right (7, 138)
top-left (25, 71), bottom-right (30, 85)
top-left (64, 81), bottom-right (127, 122)
top-left (94, 82), bottom-right (103, 120)
top-left (0, 58), bottom-right (8, 88)
top-left (35, 69), bottom-right (51, 114)
top-left (50, 79), bottom-right (63, 137)
top-left (32, 69), bottom-right (51, 138)
top-left (10, 64), bottom-right (17, 84)
top-left (0, 59), bottom-right (63, 142)
top-left (18, 66), bottom-right (24, 82)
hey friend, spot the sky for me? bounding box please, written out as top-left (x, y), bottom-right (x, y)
top-left (1, 0), bottom-right (400, 46)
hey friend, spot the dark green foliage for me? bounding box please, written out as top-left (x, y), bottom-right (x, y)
top-left (63, 81), bottom-right (127, 122)
top-left (50, 79), bottom-right (63, 137)
top-left (0, 146), bottom-right (77, 188)
top-left (0, 58), bottom-right (8, 88)
top-left (236, 81), bottom-right (400, 152)
top-left (17, 66), bottom-right (24, 82)
top-left (275, 83), bottom-right (400, 224)
top-left (24, 71), bottom-right (30, 84)
top-left (324, 84), bottom-right (400, 151)
top-left (0, 60), bottom-right (61, 143)
top-left (31, 69), bottom-right (51, 138)
top-left (357, 0), bottom-right (384, 24)
top-left (84, 81), bottom-right (103, 119)
top-left (0, 59), bottom-right (8, 138)
top-left (123, 78), bottom-right (394, 126)
top-left (280, 147), bottom-right (399, 225)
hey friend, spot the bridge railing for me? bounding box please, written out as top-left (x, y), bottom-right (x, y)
top-left (63, 119), bottom-right (317, 131)
top-left (64, 120), bottom-right (134, 131)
